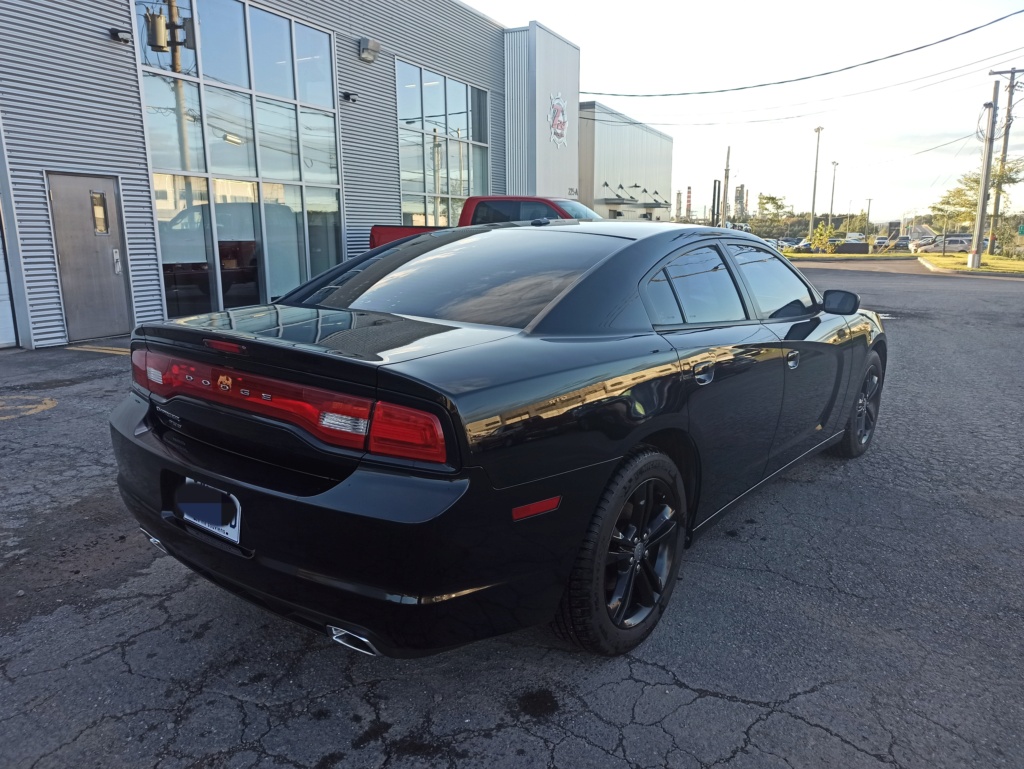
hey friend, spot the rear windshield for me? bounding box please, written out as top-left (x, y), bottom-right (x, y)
top-left (293, 228), bottom-right (624, 328)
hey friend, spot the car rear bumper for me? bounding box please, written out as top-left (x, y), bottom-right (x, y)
top-left (111, 394), bottom-right (611, 657)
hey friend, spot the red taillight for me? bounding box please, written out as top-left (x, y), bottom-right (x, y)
top-left (131, 349), bottom-right (446, 462)
top-left (203, 339), bottom-right (247, 355)
top-left (368, 402), bottom-right (446, 463)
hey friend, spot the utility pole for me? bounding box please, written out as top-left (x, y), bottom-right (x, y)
top-left (970, 81), bottom-right (1000, 269)
top-left (828, 161), bottom-right (838, 227)
top-left (720, 147), bottom-right (731, 227)
top-left (866, 198), bottom-right (872, 234)
top-left (988, 68), bottom-right (1019, 254)
top-left (809, 127), bottom-right (824, 239)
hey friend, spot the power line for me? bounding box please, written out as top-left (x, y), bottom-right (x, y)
top-left (581, 10), bottom-right (1024, 98)
top-left (913, 133), bottom-right (976, 155)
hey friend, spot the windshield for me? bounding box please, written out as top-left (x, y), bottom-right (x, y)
top-left (555, 200), bottom-right (603, 220)
top-left (292, 228), bottom-right (625, 328)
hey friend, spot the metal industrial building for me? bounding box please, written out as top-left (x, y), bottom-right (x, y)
top-left (0, 2), bottom-right (666, 350)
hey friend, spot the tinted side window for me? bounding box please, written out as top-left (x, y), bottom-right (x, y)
top-left (471, 200), bottom-right (520, 224)
top-left (729, 244), bottom-right (815, 319)
top-left (665, 246), bottom-right (746, 324)
top-left (521, 201), bottom-right (560, 220)
top-left (644, 269), bottom-right (683, 325)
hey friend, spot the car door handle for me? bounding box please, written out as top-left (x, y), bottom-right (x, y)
top-left (693, 361), bottom-right (715, 385)
top-left (786, 350), bottom-right (800, 370)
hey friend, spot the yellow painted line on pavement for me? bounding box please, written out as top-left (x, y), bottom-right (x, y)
top-left (69, 345), bottom-right (131, 356)
top-left (0, 395), bottom-right (58, 421)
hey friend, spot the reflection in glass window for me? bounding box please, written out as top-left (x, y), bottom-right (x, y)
top-left (422, 71), bottom-right (446, 134)
top-left (295, 24), bottom-right (333, 108)
top-left (205, 87), bottom-right (256, 177)
top-left (135, 0), bottom-right (198, 76)
top-left (666, 246), bottom-right (746, 324)
top-left (90, 193), bottom-right (109, 234)
top-left (306, 188), bottom-right (341, 276)
top-left (446, 80), bottom-right (468, 139)
top-left (729, 245), bottom-right (815, 319)
top-left (470, 87), bottom-right (487, 143)
top-left (645, 270), bottom-right (683, 325)
top-left (250, 7), bottom-right (295, 99)
top-left (300, 109), bottom-right (339, 184)
top-left (448, 141), bottom-right (469, 197)
top-left (450, 197), bottom-right (464, 225)
top-left (471, 145), bottom-right (488, 195)
top-left (256, 99), bottom-right (300, 180)
top-left (212, 179), bottom-right (261, 308)
top-left (425, 132), bottom-right (447, 195)
top-left (154, 174), bottom-right (215, 317)
top-left (144, 73), bottom-right (206, 172)
top-left (198, 0), bottom-right (249, 88)
top-left (402, 195), bottom-right (426, 226)
top-left (427, 196), bottom-right (449, 227)
top-left (396, 61), bottom-right (422, 129)
top-left (264, 184), bottom-right (306, 299)
top-left (399, 131), bottom-right (424, 193)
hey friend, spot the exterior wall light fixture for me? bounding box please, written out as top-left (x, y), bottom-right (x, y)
top-left (358, 37), bottom-right (380, 63)
top-left (108, 28), bottom-right (133, 44)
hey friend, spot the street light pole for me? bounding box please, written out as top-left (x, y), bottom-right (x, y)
top-left (809, 127), bottom-right (824, 239)
top-left (970, 81), bottom-right (1000, 269)
top-left (828, 161), bottom-right (837, 227)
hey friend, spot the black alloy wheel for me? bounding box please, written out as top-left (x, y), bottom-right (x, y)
top-left (555, 450), bottom-right (687, 655)
top-left (605, 478), bottom-right (678, 629)
top-left (832, 350), bottom-right (884, 458)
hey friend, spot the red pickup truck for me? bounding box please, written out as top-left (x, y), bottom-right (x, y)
top-left (369, 196), bottom-right (601, 248)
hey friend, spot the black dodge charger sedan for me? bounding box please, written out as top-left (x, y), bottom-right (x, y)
top-left (111, 222), bottom-right (886, 657)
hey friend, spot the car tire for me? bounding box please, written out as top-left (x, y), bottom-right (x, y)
top-left (831, 350), bottom-right (884, 459)
top-left (554, 449), bottom-right (687, 655)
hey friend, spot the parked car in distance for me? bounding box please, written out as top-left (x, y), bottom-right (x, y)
top-left (779, 237), bottom-right (802, 247)
top-left (111, 222), bottom-right (887, 658)
top-left (369, 196), bottom-right (602, 248)
top-left (893, 236), bottom-right (911, 251)
top-left (917, 235), bottom-right (977, 253)
top-left (844, 232), bottom-right (865, 243)
top-left (909, 236), bottom-right (937, 253)
top-left (873, 236), bottom-right (889, 251)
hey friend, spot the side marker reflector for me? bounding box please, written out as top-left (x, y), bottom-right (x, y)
top-left (512, 496), bottom-right (562, 521)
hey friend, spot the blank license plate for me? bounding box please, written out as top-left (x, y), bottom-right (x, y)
top-left (176, 478), bottom-right (241, 545)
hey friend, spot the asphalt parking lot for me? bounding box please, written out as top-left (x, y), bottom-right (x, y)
top-left (2, 261), bottom-right (1023, 768)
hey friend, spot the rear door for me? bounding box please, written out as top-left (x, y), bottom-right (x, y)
top-left (724, 242), bottom-right (853, 475)
top-left (642, 241), bottom-right (785, 522)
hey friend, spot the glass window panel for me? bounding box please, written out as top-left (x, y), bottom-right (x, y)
top-left (306, 187), bottom-right (341, 276)
top-left (470, 87), bottom-right (488, 143)
top-left (450, 197), bottom-right (464, 225)
top-left (447, 80), bottom-right (468, 139)
top-left (90, 193), bottom-right (109, 234)
top-left (425, 132), bottom-right (447, 194)
top-left (295, 24), bottom-right (333, 108)
top-left (143, 73), bottom-right (206, 173)
top-left (256, 99), bottom-right (300, 180)
top-left (521, 201), bottom-right (560, 220)
top-left (427, 196), bottom-right (449, 227)
top-left (399, 130), bottom-right (424, 193)
top-left (205, 86), bottom-right (256, 177)
top-left (154, 174), bottom-right (216, 317)
top-left (135, 0), bottom-right (198, 76)
top-left (250, 7), bottom-right (294, 99)
top-left (448, 141), bottom-right (469, 197)
top-left (264, 184), bottom-right (306, 299)
top-left (645, 270), bottom-right (683, 325)
top-left (197, 0), bottom-right (248, 87)
top-left (422, 70), bottom-right (446, 135)
top-left (471, 145), bottom-right (488, 195)
top-left (300, 109), bottom-right (339, 183)
top-left (666, 246), bottom-right (746, 324)
top-left (402, 195), bottom-right (426, 226)
top-left (396, 61), bottom-right (422, 129)
top-left (728, 245), bottom-right (815, 318)
top-left (212, 179), bottom-right (262, 308)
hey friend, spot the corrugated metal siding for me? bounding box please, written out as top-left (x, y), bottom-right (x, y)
top-left (504, 29), bottom-right (530, 195)
top-left (0, 0), bottom-right (161, 347)
top-left (264, 0), bottom-right (507, 258)
top-left (0, 217), bottom-right (14, 347)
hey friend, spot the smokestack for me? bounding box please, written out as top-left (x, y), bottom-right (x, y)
top-left (685, 186), bottom-right (692, 220)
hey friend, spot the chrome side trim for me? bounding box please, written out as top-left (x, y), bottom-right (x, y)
top-left (139, 527), bottom-right (167, 554)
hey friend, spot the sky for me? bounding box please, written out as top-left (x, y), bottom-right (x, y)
top-left (461, 0), bottom-right (1024, 222)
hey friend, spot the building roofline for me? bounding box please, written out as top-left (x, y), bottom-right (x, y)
top-left (579, 101), bottom-right (673, 142)
top-left (504, 20), bottom-right (580, 51)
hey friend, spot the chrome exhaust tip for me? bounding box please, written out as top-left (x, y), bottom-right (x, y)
top-left (140, 528), bottom-right (167, 554)
top-left (327, 625), bottom-right (380, 656)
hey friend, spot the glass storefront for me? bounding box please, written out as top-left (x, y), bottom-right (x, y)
top-left (396, 61), bottom-right (488, 226)
top-left (138, 0), bottom-right (342, 317)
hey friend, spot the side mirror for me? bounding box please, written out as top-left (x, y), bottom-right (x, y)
top-left (822, 289), bottom-right (860, 315)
